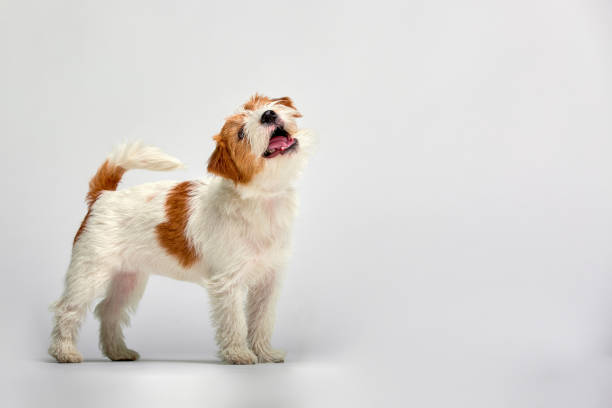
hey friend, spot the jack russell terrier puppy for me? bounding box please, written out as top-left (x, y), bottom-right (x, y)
top-left (49, 94), bottom-right (313, 364)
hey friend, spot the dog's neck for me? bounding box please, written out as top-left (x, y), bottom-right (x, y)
top-left (213, 177), bottom-right (295, 200)
top-left (198, 177), bottom-right (297, 236)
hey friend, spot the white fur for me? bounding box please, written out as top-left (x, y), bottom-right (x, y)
top-left (108, 140), bottom-right (184, 171)
top-left (49, 103), bottom-right (313, 364)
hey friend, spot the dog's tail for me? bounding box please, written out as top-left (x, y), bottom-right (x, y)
top-left (85, 141), bottom-right (183, 206)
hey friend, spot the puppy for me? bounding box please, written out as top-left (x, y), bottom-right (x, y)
top-left (49, 94), bottom-right (313, 364)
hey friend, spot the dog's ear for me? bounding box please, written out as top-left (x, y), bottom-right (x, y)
top-left (271, 96), bottom-right (302, 118)
top-left (207, 138), bottom-right (241, 182)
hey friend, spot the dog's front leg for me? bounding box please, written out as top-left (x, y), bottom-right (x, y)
top-left (208, 281), bottom-right (257, 365)
top-left (247, 270), bottom-right (286, 363)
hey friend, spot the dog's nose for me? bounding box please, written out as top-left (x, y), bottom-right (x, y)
top-left (260, 110), bottom-right (278, 124)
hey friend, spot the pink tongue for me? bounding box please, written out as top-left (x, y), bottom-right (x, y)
top-left (268, 136), bottom-right (293, 150)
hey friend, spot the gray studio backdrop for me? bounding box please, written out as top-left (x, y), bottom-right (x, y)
top-left (2, 0), bottom-right (612, 407)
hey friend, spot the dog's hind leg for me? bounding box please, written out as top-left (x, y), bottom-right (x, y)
top-left (49, 260), bottom-right (114, 363)
top-left (94, 272), bottom-right (148, 361)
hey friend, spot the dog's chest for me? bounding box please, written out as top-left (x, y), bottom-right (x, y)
top-left (191, 190), bottom-right (297, 276)
top-left (240, 197), bottom-right (293, 251)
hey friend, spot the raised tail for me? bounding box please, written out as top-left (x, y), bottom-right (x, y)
top-left (85, 141), bottom-right (183, 206)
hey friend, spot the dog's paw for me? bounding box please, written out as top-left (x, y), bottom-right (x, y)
top-left (104, 347), bottom-right (140, 361)
top-left (49, 344), bottom-right (83, 363)
top-left (221, 347), bottom-right (258, 365)
top-left (252, 345), bottom-right (286, 363)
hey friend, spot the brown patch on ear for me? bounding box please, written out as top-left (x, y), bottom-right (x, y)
top-left (270, 96), bottom-right (302, 117)
top-left (207, 114), bottom-right (264, 184)
top-left (155, 181), bottom-right (200, 268)
top-left (207, 139), bottom-right (242, 182)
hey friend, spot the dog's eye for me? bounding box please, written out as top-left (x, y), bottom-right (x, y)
top-left (237, 126), bottom-right (245, 140)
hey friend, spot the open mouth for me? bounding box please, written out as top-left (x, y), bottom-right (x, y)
top-left (263, 126), bottom-right (298, 158)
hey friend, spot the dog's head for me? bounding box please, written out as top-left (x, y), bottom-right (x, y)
top-left (207, 94), bottom-right (312, 191)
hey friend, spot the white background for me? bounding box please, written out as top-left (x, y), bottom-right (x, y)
top-left (2, 0), bottom-right (612, 406)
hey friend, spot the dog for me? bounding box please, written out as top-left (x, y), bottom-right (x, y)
top-left (49, 94), bottom-right (313, 364)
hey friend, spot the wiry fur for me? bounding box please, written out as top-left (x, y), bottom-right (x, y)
top-left (49, 96), bottom-right (313, 364)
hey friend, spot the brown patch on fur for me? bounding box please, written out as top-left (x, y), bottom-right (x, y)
top-left (86, 160), bottom-right (126, 206)
top-left (155, 181), bottom-right (200, 268)
top-left (243, 94), bottom-right (302, 117)
top-left (73, 209), bottom-right (92, 244)
top-left (74, 160), bottom-right (126, 245)
top-left (270, 97), bottom-right (302, 118)
top-left (243, 94), bottom-right (271, 111)
top-left (207, 113), bottom-right (264, 184)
